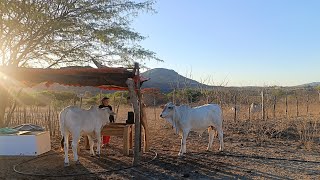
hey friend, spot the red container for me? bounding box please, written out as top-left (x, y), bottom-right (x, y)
top-left (102, 136), bottom-right (110, 144)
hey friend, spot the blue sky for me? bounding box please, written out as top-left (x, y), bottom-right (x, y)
top-left (132, 0), bottom-right (320, 86)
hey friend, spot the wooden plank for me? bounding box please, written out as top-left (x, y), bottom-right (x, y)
top-left (101, 130), bottom-right (123, 136)
top-left (129, 126), bottom-right (133, 149)
top-left (123, 126), bottom-right (130, 155)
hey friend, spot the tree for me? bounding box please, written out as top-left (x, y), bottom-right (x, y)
top-left (0, 0), bottom-right (161, 67)
top-left (0, 0), bottom-right (161, 127)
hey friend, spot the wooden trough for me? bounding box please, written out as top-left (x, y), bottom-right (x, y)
top-left (101, 123), bottom-right (133, 156)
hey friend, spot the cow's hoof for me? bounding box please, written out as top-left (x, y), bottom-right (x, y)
top-left (64, 162), bottom-right (70, 167)
top-left (75, 160), bottom-right (81, 165)
top-left (90, 154), bottom-right (95, 157)
top-left (96, 154), bottom-right (101, 158)
top-left (178, 152), bottom-right (184, 156)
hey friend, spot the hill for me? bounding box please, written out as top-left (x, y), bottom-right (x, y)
top-left (296, 82), bottom-right (320, 88)
top-left (141, 68), bottom-right (210, 92)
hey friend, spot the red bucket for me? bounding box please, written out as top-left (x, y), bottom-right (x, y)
top-left (102, 136), bottom-right (110, 144)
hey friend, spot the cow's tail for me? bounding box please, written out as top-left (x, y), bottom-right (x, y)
top-left (59, 108), bottom-right (68, 149)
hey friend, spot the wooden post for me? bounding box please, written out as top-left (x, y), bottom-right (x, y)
top-left (318, 91), bottom-right (320, 115)
top-left (0, 87), bottom-right (8, 128)
top-left (296, 95), bottom-right (299, 117)
top-left (137, 66), bottom-right (143, 154)
top-left (306, 94), bottom-right (309, 115)
top-left (80, 97), bottom-right (83, 108)
top-left (123, 126), bottom-right (130, 155)
top-left (234, 94), bottom-right (237, 122)
top-left (23, 106), bottom-right (27, 124)
top-left (261, 90), bottom-right (265, 120)
top-left (248, 102), bottom-right (251, 120)
top-left (153, 95), bottom-right (156, 121)
top-left (48, 105), bottom-right (52, 136)
top-left (285, 93), bottom-right (288, 119)
top-left (273, 96), bottom-right (276, 119)
top-left (113, 95), bottom-right (116, 112)
top-left (219, 91), bottom-right (223, 110)
top-left (126, 65), bottom-right (141, 165)
top-left (73, 95), bottom-right (76, 106)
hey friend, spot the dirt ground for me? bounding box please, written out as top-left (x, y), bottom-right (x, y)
top-left (1, 108), bottom-right (320, 180)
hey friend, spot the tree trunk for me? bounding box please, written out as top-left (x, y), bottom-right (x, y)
top-left (0, 87), bottom-right (8, 127)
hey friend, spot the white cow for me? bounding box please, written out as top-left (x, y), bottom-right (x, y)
top-left (250, 103), bottom-right (262, 113)
top-left (59, 105), bottom-right (115, 166)
top-left (160, 102), bottom-right (224, 156)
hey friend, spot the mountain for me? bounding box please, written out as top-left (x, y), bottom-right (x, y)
top-left (297, 82), bottom-right (320, 88)
top-left (141, 68), bottom-right (210, 92)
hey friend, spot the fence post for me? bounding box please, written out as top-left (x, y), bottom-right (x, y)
top-left (23, 106), bottom-right (27, 124)
top-left (261, 90), bottom-right (265, 120)
top-left (285, 93), bottom-right (288, 119)
top-left (234, 93), bottom-right (237, 122)
top-left (318, 91), bottom-right (320, 115)
top-left (296, 95), bottom-right (299, 117)
top-left (306, 94), bottom-right (309, 115)
top-left (219, 91), bottom-right (223, 109)
top-left (153, 95), bottom-right (157, 121)
top-left (248, 103), bottom-right (251, 120)
top-left (80, 97), bottom-right (83, 108)
top-left (273, 96), bottom-right (276, 119)
top-left (48, 105), bottom-right (52, 136)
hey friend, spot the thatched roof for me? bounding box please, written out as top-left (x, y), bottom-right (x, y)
top-left (0, 66), bottom-right (137, 90)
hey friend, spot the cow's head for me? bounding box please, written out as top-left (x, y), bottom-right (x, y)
top-left (160, 102), bottom-right (181, 134)
top-left (99, 107), bottom-right (116, 122)
top-left (160, 102), bottom-right (175, 118)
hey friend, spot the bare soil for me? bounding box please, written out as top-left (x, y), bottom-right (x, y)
top-left (1, 108), bottom-right (320, 180)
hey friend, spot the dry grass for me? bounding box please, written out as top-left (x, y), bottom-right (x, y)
top-left (6, 103), bottom-right (320, 146)
top-left (2, 103), bottom-right (320, 179)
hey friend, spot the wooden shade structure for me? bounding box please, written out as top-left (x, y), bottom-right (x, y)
top-left (0, 63), bottom-right (144, 165)
top-left (0, 66), bottom-right (135, 90)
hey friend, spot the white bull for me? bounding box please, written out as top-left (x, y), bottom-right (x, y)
top-left (59, 105), bottom-right (115, 166)
top-left (160, 102), bottom-right (224, 156)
